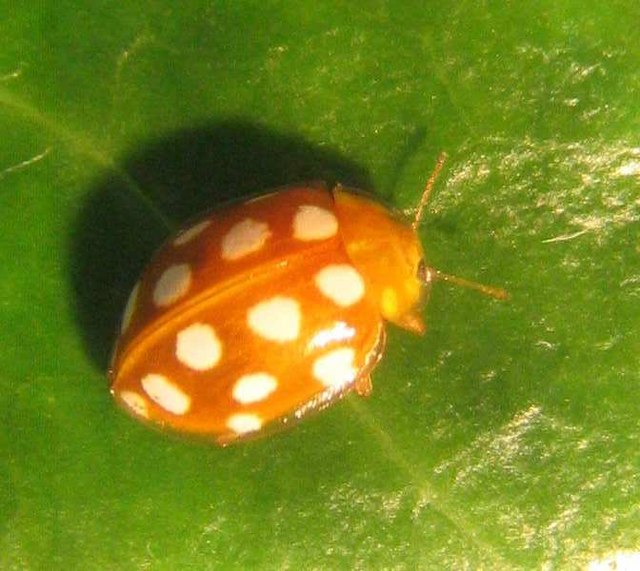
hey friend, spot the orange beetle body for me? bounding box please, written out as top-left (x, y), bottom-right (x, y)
top-left (110, 184), bottom-right (430, 444)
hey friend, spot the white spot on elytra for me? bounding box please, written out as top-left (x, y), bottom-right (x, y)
top-left (308, 322), bottom-right (356, 350)
top-left (173, 220), bottom-right (211, 246)
top-left (293, 205), bottom-right (338, 241)
top-left (153, 264), bottom-right (191, 307)
top-left (227, 413), bottom-right (263, 434)
top-left (141, 373), bottom-right (190, 415)
top-left (119, 390), bottom-right (148, 418)
top-left (176, 323), bottom-right (222, 371)
top-left (221, 218), bottom-right (271, 260)
top-left (232, 373), bottom-right (278, 404)
top-left (247, 296), bottom-right (300, 342)
top-left (121, 282), bottom-right (140, 332)
top-left (312, 348), bottom-right (357, 389)
top-left (315, 264), bottom-right (365, 307)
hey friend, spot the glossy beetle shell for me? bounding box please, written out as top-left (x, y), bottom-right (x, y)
top-left (110, 184), bottom-right (428, 444)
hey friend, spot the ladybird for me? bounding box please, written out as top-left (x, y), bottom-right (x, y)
top-left (109, 155), bottom-right (505, 444)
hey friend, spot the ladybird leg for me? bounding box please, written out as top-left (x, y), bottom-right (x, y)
top-left (354, 322), bottom-right (386, 398)
top-left (355, 375), bottom-right (372, 397)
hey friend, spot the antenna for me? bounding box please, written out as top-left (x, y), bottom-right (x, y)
top-left (412, 152), bottom-right (448, 230)
top-left (425, 268), bottom-right (509, 300)
top-left (415, 153), bottom-right (509, 301)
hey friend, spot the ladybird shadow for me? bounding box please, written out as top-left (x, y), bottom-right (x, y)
top-left (69, 119), bottom-right (373, 372)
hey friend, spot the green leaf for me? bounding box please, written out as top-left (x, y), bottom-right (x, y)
top-left (2, 2), bottom-right (638, 569)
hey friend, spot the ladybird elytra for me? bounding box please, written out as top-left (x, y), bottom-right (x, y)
top-left (110, 157), bottom-right (505, 444)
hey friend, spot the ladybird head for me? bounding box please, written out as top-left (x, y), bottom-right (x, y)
top-left (333, 187), bottom-right (428, 334)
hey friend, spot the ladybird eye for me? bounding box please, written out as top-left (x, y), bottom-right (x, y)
top-left (416, 259), bottom-right (427, 282)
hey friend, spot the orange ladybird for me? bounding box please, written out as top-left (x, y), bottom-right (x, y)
top-left (109, 157), bottom-right (505, 444)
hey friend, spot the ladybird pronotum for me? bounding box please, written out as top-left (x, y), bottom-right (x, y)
top-left (110, 156), bottom-right (505, 444)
